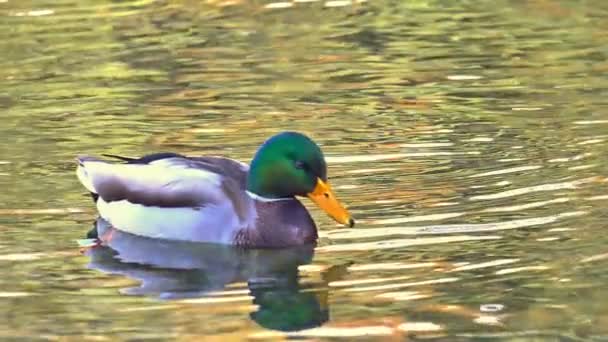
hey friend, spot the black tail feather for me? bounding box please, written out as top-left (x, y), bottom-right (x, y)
top-left (102, 152), bottom-right (185, 164)
top-left (102, 154), bottom-right (137, 162)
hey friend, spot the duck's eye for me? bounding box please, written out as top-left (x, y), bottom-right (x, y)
top-left (294, 160), bottom-right (306, 170)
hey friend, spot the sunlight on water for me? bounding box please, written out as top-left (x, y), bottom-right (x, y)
top-left (1, 0), bottom-right (608, 340)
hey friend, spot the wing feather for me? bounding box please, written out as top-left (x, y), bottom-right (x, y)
top-left (76, 156), bottom-right (226, 207)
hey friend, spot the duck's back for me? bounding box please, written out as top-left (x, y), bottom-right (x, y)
top-left (103, 153), bottom-right (249, 188)
top-left (188, 156), bottom-right (249, 189)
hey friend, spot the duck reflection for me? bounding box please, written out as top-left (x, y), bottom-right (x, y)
top-left (84, 218), bottom-right (329, 331)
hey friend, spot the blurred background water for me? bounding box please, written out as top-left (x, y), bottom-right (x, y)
top-left (1, 0), bottom-right (608, 340)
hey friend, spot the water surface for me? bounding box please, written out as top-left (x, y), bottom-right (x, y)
top-left (1, 0), bottom-right (608, 340)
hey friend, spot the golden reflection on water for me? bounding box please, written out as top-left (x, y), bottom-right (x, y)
top-left (2, 0), bottom-right (608, 340)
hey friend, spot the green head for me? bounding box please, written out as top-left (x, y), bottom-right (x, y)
top-left (247, 131), bottom-right (355, 227)
top-left (247, 132), bottom-right (327, 198)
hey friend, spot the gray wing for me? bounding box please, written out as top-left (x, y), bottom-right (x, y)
top-left (76, 155), bottom-right (249, 210)
top-left (188, 156), bottom-right (249, 189)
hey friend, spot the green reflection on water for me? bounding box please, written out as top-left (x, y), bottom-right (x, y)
top-left (1, 0), bottom-right (608, 340)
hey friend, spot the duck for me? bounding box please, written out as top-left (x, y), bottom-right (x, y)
top-left (76, 131), bottom-right (354, 248)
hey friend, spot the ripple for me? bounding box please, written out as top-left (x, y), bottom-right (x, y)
top-left (318, 235), bottom-right (501, 252)
top-left (0, 251), bottom-right (73, 261)
top-left (465, 137), bottom-right (495, 142)
top-left (178, 295), bottom-right (254, 304)
top-left (325, 0), bottom-right (354, 7)
top-left (119, 305), bottom-right (180, 313)
top-left (470, 180), bottom-right (512, 189)
top-left (0, 208), bottom-right (87, 215)
top-left (398, 322), bottom-right (443, 332)
top-left (480, 304), bottom-right (505, 313)
top-left (449, 259), bottom-right (519, 272)
top-left (536, 237), bottom-right (560, 242)
top-left (495, 265), bottom-right (549, 275)
top-left (12, 9), bottom-right (55, 17)
top-left (474, 315), bottom-right (503, 326)
top-left (329, 275), bottom-right (413, 288)
top-left (429, 201), bottom-right (460, 207)
top-left (417, 212), bottom-right (584, 234)
top-left (548, 152), bottom-right (592, 163)
top-left (481, 197), bottom-right (569, 212)
top-left (326, 212), bottom-right (584, 239)
top-left (346, 167), bottom-right (397, 175)
top-left (498, 158), bottom-right (526, 162)
top-left (511, 107), bottom-right (544, 111)
top-left (347, 262), bottom-right (439, 271)
top-left (206, 289), bottom-right (251, 297)
top-left (342, 277), bottom-right (460, 293)
top-left (250, 326), bottom-right (395, 339)
top-left (568, 164), bottom-right (596, 171)
top-left (574, 120), bottom-right (608, 125)
top-left (581, 252), bottom-right (608, 263)
top-left (401, 142), bottom-right (454, 148)
top-left (0, 292), bottom-right (35, 297)
top-left (469, 177), bottom-right (601, 201)
top-left (447, 75), bottom-right (482, 80)
top-left (326, 151), bottom-right (479, 164)
top-left (264, 2), bottom-right (293, 9)
top-left (376, 291), bottom-right (433, 301)
top-left (468, 165), bottom-right (541, 178)
top-left (577, 138), bottom-right (605, 145)
top-left (369, 212), bottom-right (465, 225)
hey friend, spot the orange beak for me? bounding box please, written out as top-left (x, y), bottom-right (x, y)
top-left (307, 178), bottom-right (355, 227)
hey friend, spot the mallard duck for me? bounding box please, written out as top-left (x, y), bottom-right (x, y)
top-left (76, 132), bottom-right (354, 248)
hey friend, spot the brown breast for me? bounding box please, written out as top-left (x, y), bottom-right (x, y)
top-left (234, 199), bottom-right (317, 248)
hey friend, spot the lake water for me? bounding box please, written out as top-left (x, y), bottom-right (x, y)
top-left (1, 0), bottom-right (608, 340)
